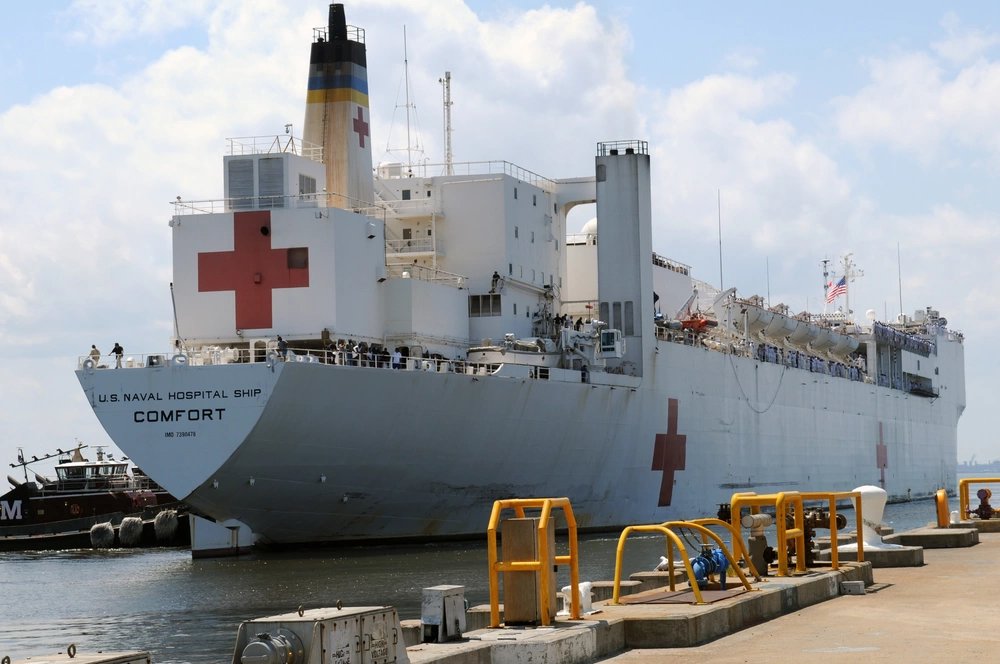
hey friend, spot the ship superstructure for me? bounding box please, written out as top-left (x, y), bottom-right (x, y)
top-left (76, 4), bottom-right (965, 546)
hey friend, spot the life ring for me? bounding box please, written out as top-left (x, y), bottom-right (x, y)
top-left (83, 359), bottom-right (95, 370)
top-left (172, 354), bottom-right (188, 366)
top-left (67, 644), bottom-right (77, 658)
top-left (70, 504), bottom-right (81, 516)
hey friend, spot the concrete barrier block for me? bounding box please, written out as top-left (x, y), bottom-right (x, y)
top-left (840, 580), bottom-right (866, 595)
top-left (400, 619), bottom-right (422, 647)
top-left (465, 604), bottom-right (498, 631)
top-left (628, 570), bottom-right (681, 593)
top-left (591, 580), bottom-right (641, 602)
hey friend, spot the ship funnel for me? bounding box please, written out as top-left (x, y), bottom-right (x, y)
top-left (330, 3), bottom-right (347, 40)
top-left (304, 3), bottom-right (375, 209)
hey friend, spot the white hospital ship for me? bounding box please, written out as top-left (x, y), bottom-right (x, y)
top-left (76, 4), bottom-right (965, 547)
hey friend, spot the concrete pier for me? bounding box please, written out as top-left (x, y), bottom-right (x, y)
top-left (406, 531), bottom-right (998, 663)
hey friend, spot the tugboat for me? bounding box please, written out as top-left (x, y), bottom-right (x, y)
top-left (1, 444), bottom-right (189, 551)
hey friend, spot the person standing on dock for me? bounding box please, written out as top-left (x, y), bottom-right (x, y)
top-left (110, 342), bottom-right (124, 368)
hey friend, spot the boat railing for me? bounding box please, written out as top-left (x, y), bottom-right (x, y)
top-left (379, 159), bottom-right (557, 190)
top-left (225, 135), bottom-right (324, 163)
top-left (384, 262), bottom-right (466, 288)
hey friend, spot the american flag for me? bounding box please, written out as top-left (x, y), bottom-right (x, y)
top-left (826, 276), bottom-right (847, 303)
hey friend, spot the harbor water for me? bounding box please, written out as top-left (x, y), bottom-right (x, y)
top-left (0, 496), bottom-right (969, 662)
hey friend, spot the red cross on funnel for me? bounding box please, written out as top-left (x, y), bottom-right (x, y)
top-left (651, 397), bottom-right (686, 507)
top-left (198, 210), bottom-right (309, 330)
top-left (353, 107), bottom-right (369, 148)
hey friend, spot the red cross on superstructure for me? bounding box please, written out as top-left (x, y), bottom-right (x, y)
top-left (352, 106), bottom-right (369, 148)
top-left (197, 210), bottom-right (309, 330)
top-left (876, 421), bottom-right (888, 488)
top-left (651, 397), bottom-right (686, 507)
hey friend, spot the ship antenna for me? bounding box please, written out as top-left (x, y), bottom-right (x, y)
top-left (439, 71), bottom-right (454, 175)
top-left (821, 258), bottom-right (830, 313)
top-left (717, 189), bottom-right (724, 290)
top-left (404, 26), bottom-right (413, 174)
top-left (896, 242), bottom-right (903, 319)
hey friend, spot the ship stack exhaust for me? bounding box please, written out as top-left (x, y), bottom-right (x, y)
top-left (303, 3), bottom-right (375, 209)
top-left (595, 141), bottom-right (654, 377)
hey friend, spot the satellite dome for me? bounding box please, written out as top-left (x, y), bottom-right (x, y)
top-left (582, 217), bottom-right (597, 236)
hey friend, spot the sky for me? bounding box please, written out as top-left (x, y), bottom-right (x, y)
top-left (1, 0), bottom-right (999, 477)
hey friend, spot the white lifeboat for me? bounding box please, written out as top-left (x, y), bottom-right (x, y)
top-left (808, 327), bottom-right (837, 353)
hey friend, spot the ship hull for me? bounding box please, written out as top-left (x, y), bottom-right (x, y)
top-left (76, 339), bottom-right (961, 545)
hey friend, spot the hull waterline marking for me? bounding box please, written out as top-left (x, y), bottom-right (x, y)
top-left (652, 397), bottom-right (687, 507)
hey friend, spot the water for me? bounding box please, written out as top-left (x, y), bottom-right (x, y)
top-left (0, 495), bottom-right (970, 662)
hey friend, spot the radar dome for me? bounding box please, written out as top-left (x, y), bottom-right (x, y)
top-left (582, 217), bottom-right (597, 236)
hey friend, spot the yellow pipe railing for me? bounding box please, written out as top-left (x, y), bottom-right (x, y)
top-left (611, 521), bottom-right (754, 605)
top-left (486, 497), bottom-right (580, 628)
top-left (959, 477), bottom-right (1000, 519)
top-left (935, 488), bottom-right (950, 528)
top-left (683, 517), bottom-right (762, 581)
top-left (729, 491), bottom-right (807, 576)
top-left (797, 491), bottom-right (864, 568)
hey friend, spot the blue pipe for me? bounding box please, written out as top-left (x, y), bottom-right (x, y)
top-left (690, 548), bottom-right (729, 589)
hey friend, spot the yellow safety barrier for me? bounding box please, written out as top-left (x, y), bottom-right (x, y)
top-left (611, 521), bottom-right (754, 605)
top-left (797, 491), bottom-right (865, 569)
top-left (729, 491), bottom-right (807, 577)
top-left (958, 477), bottom-right (1000, 520)
top-left (936, 488), bottom-right (950, 527)
top-left (486, 497), bottom-right (580, 628)
top-left (683, 517), bottom-right (762, 581)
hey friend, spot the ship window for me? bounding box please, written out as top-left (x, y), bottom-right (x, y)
top-left (403, 228), bottom-right (412, 240)
top-left (514, 187), bottom-right (518, 199)
top-left (228, 159), bottom-right (254, 209)
top-left (531, 231), bottom-right (535, 243)
top-left (533, 194), bottom-right (537, 206)
top-left (258, 157), bottom-right (285, 208)
top-left (402, 189), bottom-right (411, 200)
top-left (554, 203), bottom-right (557, 214)
top-left (600, 302), bottom-right (609, 325)
top-left (514, 303), bottom-right (517, 315)
top-left (515, 226), bottom-right (519, 239)
top-left (469, 294), bottom-right (502, 317)
top-left (287, 247), bottom-right (309, 269)
top-left (508, 263), bottom-right (512, 275)
top-left (427, 190), bottom-right (431, 197)
top-left (613, 302), bottom-right (622, 331)
top-left (624, 300), bottom-right (634, 335)
top-left (298, 173), bottom-right (316, 196)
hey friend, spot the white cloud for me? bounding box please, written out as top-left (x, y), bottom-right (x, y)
top-left (65, 0), bottom-right (213, 45)
top-left (835, 42), bottom-right (1000, 161)
top-left (933, 12), bottom-right (1000, 65)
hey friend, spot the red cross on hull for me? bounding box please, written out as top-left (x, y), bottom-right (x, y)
top-left (876, 421), bottom-right (888, 488)
top-left (651, 397), bottom-right (686, 507)
top-left (197, 210), bottom-right (309, 330)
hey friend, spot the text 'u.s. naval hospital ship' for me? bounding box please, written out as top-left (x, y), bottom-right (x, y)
top-left (76, 4), bottom-right (965, 548)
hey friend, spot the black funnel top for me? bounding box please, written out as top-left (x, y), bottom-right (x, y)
top-left (330, 4), bottom-right (347, 41)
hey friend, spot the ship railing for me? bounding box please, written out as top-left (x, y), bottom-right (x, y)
top-left (225, 135), bottom-right (324, 163)
top-left (385, 237), bottom-right (435, 254)
top-left (384, 262), bottom-right (467, 288)
top-left (312, 24), bottom-right (364, 44)
top-left (381, 159), bottom-right (557, 190)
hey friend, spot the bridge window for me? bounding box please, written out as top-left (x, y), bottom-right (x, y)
top-left (469, 294), bottom-right (502, 317)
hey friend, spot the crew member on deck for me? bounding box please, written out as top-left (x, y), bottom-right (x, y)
top-left (89, 345), bottom-right (101, 364)
top-left (490, 271), bottom-right (501, 293)
top-left (277, 335), bottom-right (288, 360)
top-left (110, 342), bottom-right (124, 368)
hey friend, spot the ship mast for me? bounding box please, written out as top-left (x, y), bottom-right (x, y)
top-left (439, 71), bottom-right (454, 175)
top-left (403, 26), bottom-right (414, 174)
top-left (840, 253), bottom-right (863, 322)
